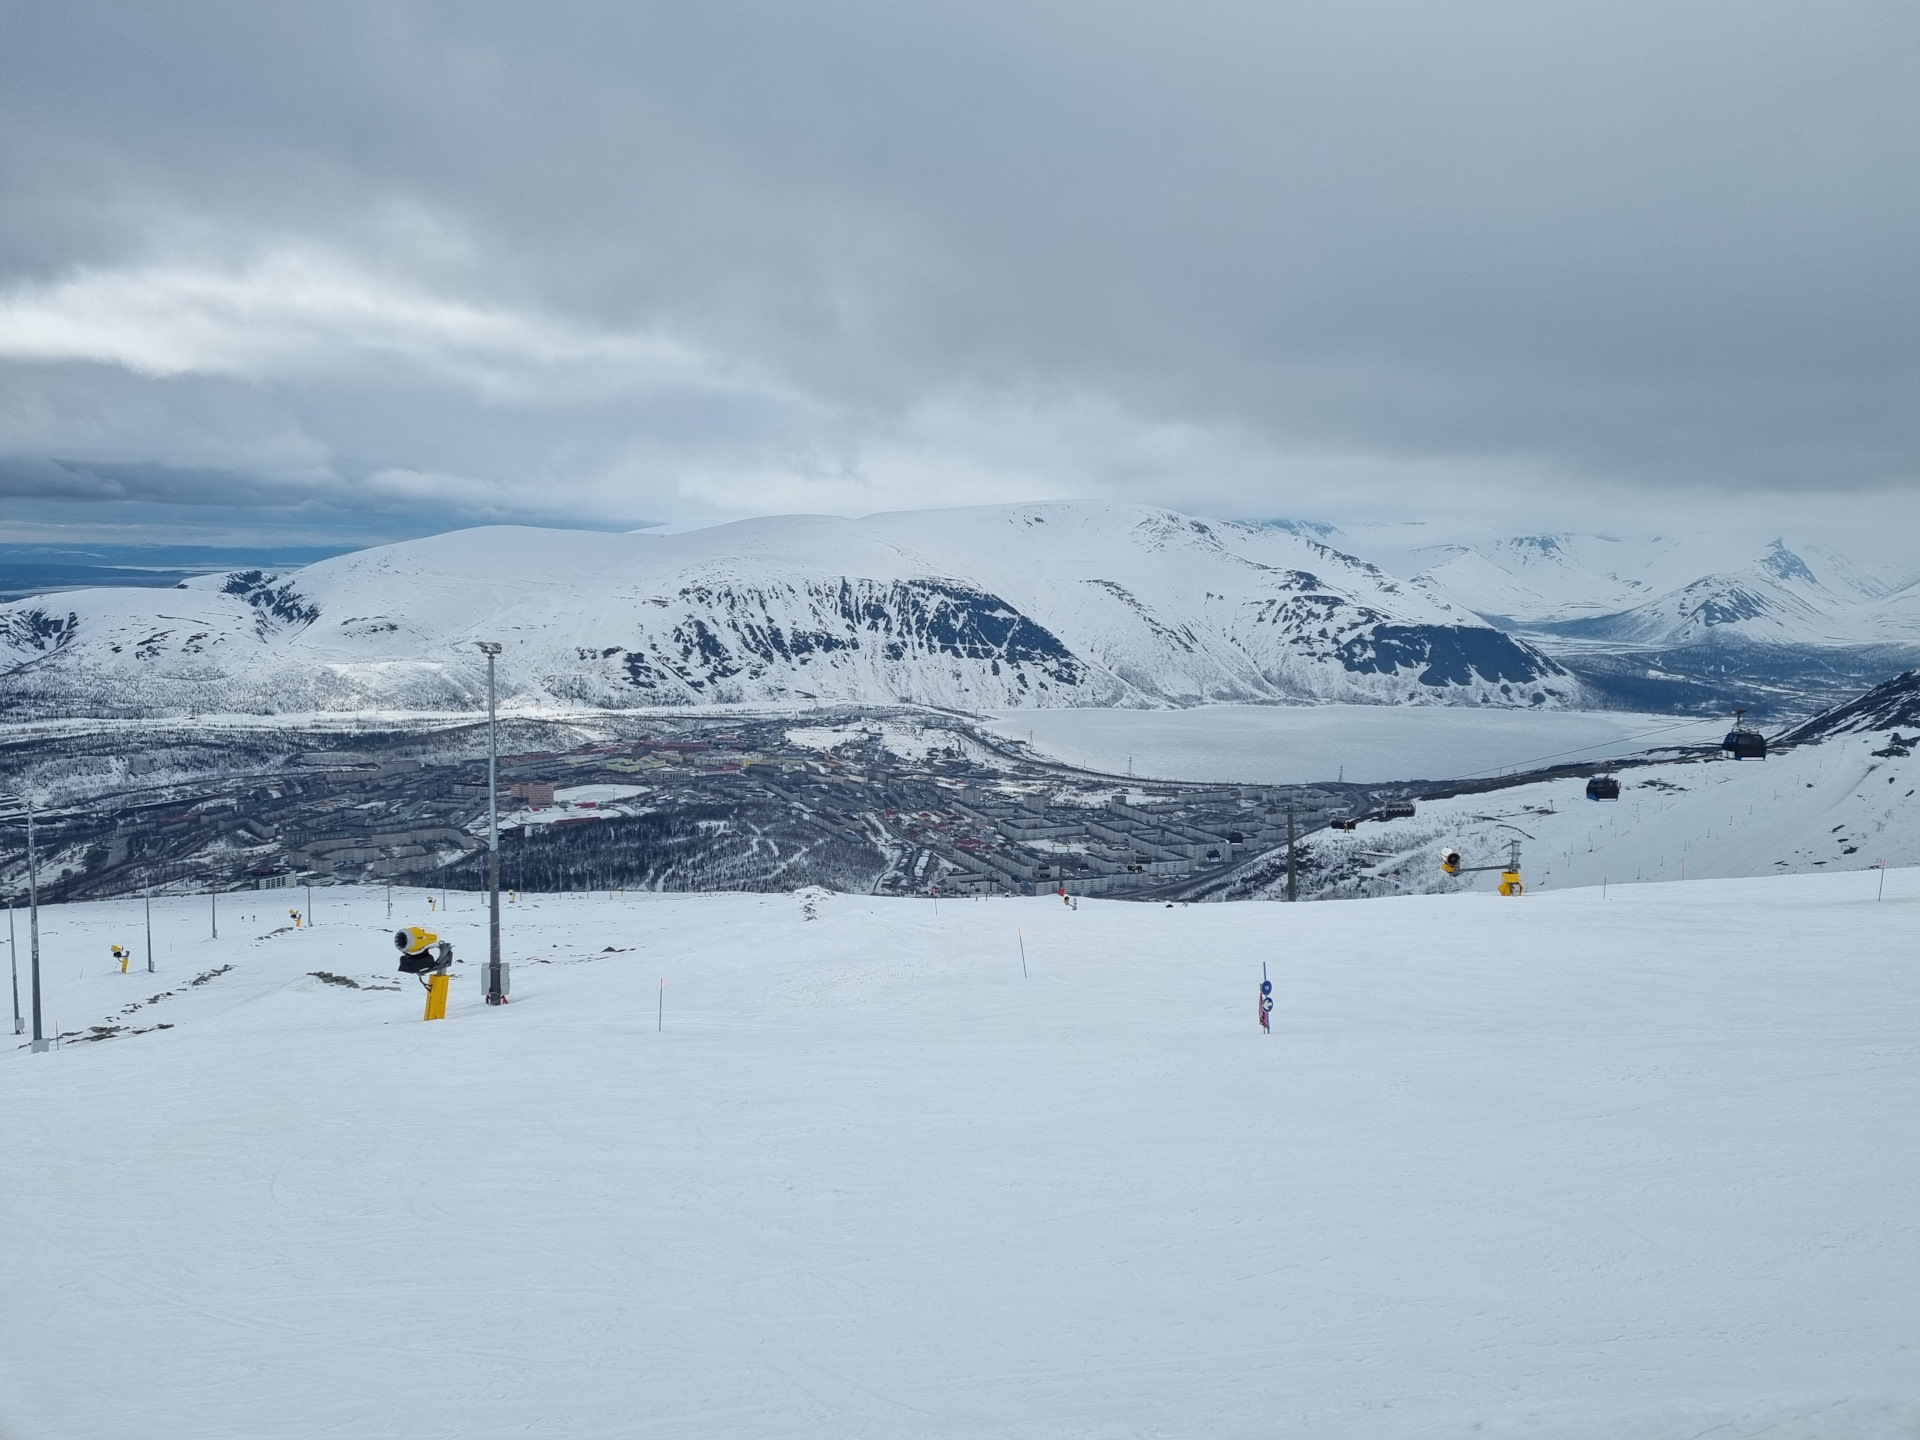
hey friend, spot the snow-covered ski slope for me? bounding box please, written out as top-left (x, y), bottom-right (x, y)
top-left (0, 504), bottom-right (1578, 718)
top-left (5, 877), bottom-right (1918, 1438)
top-left (1286, 720), bottom-right (1920, 900)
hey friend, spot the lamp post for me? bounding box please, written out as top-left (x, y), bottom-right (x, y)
top-left (1286, 799), bottom-right (1298, 902)
top-left (8, 901), bottom-right (19, 1034)
top-left (26, 798), bottom-right (45, 1052)
top-left (476, 641), bottom-right (504, 1004)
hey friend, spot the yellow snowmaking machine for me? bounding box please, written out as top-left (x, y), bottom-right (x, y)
top-left (1441, 838), bottom-right (1525, 896)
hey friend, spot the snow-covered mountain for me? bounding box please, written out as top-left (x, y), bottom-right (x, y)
top-left (0, 504), bottom-right (1581, 719)
top-left (1519, 540), bottom-right (1900, 647)
top-left (1780, 669), bottom-right (1920, 745)
top-left (1270, 521), bottom-right (1915, 643)
top-left (1282, 524), bottom-right (1750, 626)
top-left (1244, 522), bottom-right (1920, 713)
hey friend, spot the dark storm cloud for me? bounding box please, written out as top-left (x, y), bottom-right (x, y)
top-left (0, 0), bottom-right (1915, 537)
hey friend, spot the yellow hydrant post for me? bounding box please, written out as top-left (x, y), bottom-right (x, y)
top-left (423, 971), bottom-right (450, 1021)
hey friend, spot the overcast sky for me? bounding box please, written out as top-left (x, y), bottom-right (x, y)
top-left (0, 1), bottom-right (1915, 546)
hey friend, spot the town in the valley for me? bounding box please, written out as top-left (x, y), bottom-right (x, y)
top-left (0, 710), bottom-right (1471, 907)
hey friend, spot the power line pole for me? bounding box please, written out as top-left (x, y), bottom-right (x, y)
top-left (8, 902), bottom-right (19, 1034)
top-left (27, 799), bottom-right (45, 1052)
top-left (1286, 800), bottom-right (1298, 903)
top-left (477, 641), bottom-right (505, 1005)
top-left (144, 889), bottom-right (154, 973)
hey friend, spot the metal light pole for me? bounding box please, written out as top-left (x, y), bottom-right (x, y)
top-left (1285, 801), bottom-right (1298, 903)
top-left (144, 889), bottom-right (154, 973)
top-left (27, 798), bottom-right (45, 1052)
top-left (8, 902), bottom-right (19, 1034)
top-left (476, 641), bottom-right (504, 1004)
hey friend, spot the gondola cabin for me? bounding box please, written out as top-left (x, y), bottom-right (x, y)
top-left (1379, 800), bottom-right (1416, 820)
top-left (1585, 774), bottom-right (1621, 800)
top-left (1720, 706), bottom-right (1768, 761)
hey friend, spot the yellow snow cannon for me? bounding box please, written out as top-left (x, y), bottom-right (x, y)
top-left (395, 925), bottom-right (438, 956)
top-left (1441, 840), bottom-right (1525, 896)
top-left (394, 926), bottom-right (452, 974)
top-left (395, 925), bottom-right (454, 1018)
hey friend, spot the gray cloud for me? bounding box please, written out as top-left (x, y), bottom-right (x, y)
top-left (0, 0), bottom-right (1915, 541)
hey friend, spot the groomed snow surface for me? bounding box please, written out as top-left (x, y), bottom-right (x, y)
top-left (4, 877), bottom-right (1918, 1438)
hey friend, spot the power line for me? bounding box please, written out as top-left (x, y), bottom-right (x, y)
top-left (1434, 713), bottom-right (1729, 786)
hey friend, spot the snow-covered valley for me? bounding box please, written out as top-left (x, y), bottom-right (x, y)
top-left (3, 874), bottom-right (1917, 1438)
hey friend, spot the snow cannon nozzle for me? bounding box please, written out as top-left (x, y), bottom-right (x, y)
top-left (395, 926), bottom-right (438, 955)
top-left (395, 925), bottom-right (452, 980)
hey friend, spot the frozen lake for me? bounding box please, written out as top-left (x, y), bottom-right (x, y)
top-left (981, 704), bottom-right (1723, 784)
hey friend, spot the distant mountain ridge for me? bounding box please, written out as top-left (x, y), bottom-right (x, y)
top-left (1249, 521), bottom-right (1920, 714)
top-left (11, 505), bottom-right (1917, 722)
top-left (0, 504), bottom-right (1579, 719)
top-left (1314, 527), bottom-right (1905, 634)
